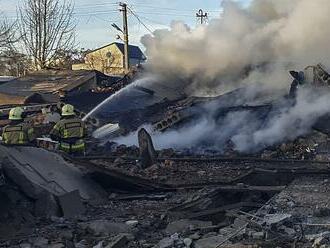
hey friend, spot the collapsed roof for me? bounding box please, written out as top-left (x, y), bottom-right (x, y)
top-left (0, 70), bottom-right (124, 108)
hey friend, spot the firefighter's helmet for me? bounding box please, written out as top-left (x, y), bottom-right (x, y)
top-left (61, 104), bottom-right (75, 116)
top-left (9, 107), bottom-right (24, 120)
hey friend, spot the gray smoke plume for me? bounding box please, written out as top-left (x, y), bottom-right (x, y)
top-left (107, 0), bottom-right (330, 153)
top-left (141, 0), bottom-right (330, 95)
top-left (115, 87), bottom-right (330, 153)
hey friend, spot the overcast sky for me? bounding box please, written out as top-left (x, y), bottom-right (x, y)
top-left (0, 0), bottom-right (251, 50)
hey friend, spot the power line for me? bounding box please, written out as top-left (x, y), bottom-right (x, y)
top-left (126, 3), bottom-right (222, 13)
top-left (139, 16), bottom-right (168, 27)
top-left (127, 7), bottom-right (153, 34)
top-left (0, 2), bottom-right (223, 29)
top-left (0, 10), bottom-right (120, 19)
top-left (75, 2), bottom-right (118, 8)
top-left (127, 11), bottom-right (193, 17)
top-left (1, 4), bottom-right (222, 16)
top-left (74, 10), bottom-right (118, 17)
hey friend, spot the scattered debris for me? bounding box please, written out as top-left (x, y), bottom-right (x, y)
top-left (2, 65), bottom-right (330, 248)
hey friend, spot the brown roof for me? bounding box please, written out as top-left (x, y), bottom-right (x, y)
top-left (0, 70), bottom-right (97, 98)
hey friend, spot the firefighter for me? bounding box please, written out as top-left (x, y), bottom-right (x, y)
top-left (50, 104), bottom-right (87, 154)
top-left (1, 107), bottom-right (35, 145)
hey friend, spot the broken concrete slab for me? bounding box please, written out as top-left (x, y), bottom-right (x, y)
top-left (125, 220), bottom-right (139, 227)
top-left (165, 219), bottom-right (212, 234)
top-left (262, 213), bottom-right (292, 227)
top-left (81, 220), bottom-right (132, 236)
top-left (251, 231), bottom-right (265, 240)
top-left (1, 156), bottom-right (45, 199)
top-left (30, 237), bottom-right (49, 247)
top-left (105, 234), bottom-right (128, 248)
top-left (156, 233), bottom-right (184, 248)
top-left (48, 243), bottom-right (65, 248)
top-left (194, 235), bottom-right (228, 248)
top-left (0, 145), bottom-right (106, 201)
top-left (35, 192), bottom-right (61, 217)
top-left (58, 190), bottom-right (86, 218)
top-left (19, 243), bottom-right (32, 248)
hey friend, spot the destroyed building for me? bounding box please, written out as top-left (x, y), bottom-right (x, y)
top-left (0, 69), bottom-right (135, 113)
top-left (3, 0), bottom-right (330, 247)
top-left (1, 63), bottom-right (330, 248)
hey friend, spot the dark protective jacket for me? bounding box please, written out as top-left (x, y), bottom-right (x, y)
top-left (50, 117), bottom-right (87, 153)
top-left (1, 121), bottom-right (35, 145)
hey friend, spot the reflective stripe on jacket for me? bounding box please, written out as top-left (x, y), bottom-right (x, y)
top-left (2, 124), bottom-right (35, 145)
top-left (51, 117), bottom-right (86, 140)
top-left (59, 139), bottom-right (85, 153)
top-left (50, 117), bottom-right (87, 153)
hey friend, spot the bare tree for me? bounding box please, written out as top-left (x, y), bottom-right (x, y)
top-left (18, 0), bottom-right (75, 70)
top-left (50, 48), bottom-right (88, 69)
top-left (0, 19), bottom-right (17, 52)
top-left (0, 50), bottom-right (31, 76)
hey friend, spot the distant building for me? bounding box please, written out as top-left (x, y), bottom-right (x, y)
top-left (72, 42), bottom-right (146, 75)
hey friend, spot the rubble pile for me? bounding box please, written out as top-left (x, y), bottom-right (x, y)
top-left (260, 130), bottom-right (329, 161)
top-left (2, 65), bottom-right (330, 248)
top-left (1, 140), bottom-right (328, 247)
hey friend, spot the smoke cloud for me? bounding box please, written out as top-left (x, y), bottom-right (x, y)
top-left (115, 87), bottom-right (330, 153)
top-left (101, 0), bottom-right (330, 153)
top-left (141, 0), bottom-right (330, 95)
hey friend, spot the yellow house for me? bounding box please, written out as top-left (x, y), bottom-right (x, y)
top-left (72, 42), bottom-right (146, 75)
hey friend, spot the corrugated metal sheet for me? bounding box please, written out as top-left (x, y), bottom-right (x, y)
top-left (0, 70), bottom-right (99, 105)
top-left (0, 70), bottom-right (97, 97)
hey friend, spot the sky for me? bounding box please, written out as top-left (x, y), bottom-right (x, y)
top-left (0, 0), bottom-right (251, 50)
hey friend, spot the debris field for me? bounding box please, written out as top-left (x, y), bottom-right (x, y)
top-left (1, 64), bottom-right (330, 248)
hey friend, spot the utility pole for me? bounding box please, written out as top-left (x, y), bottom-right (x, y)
top-left (120, 2), bottom-right (129, 72)
top-left (196, 9), bottom-right (208, 25)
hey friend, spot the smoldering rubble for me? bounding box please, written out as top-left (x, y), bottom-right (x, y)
top-left (112, 86), bottom-right (330, 154)
top-left (102, 0), bottom-right (330, 153)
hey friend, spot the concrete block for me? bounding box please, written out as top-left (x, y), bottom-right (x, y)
top-left (81, 220), bottom-right (132, 236)
top-left (105, 234), bottom-right (128, 248)
top-left (194, 235), bottom-right (227, 248)
top-left (166, 219), bottom-right (212, 234)
top-left (58, 190), bottom-right (85, 218)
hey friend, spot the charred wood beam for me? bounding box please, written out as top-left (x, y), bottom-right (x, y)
top-left (213, 104), bottom-right (273, 121)
top-left (169, 186), bottom-right (284, 213)
top-left (64, 155), bottom-right (172, 193)
top-left (186, 202), bottom-right (263, 220)
top-left (77, 155), bottom-right (330, 165)
top-left (110, 193), bottom-right (168, 201)
top-left (68, 155), bottom-right (330, 191)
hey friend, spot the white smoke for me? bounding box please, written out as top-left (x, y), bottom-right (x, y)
top-left (107, 0), bottom-right (330, 153)
top-left (115, 87), bottom-right (330, 153)
top-left (141, 0), bottom-right (330, 95)
top-left (232, 88), bottom-right (330, 151)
